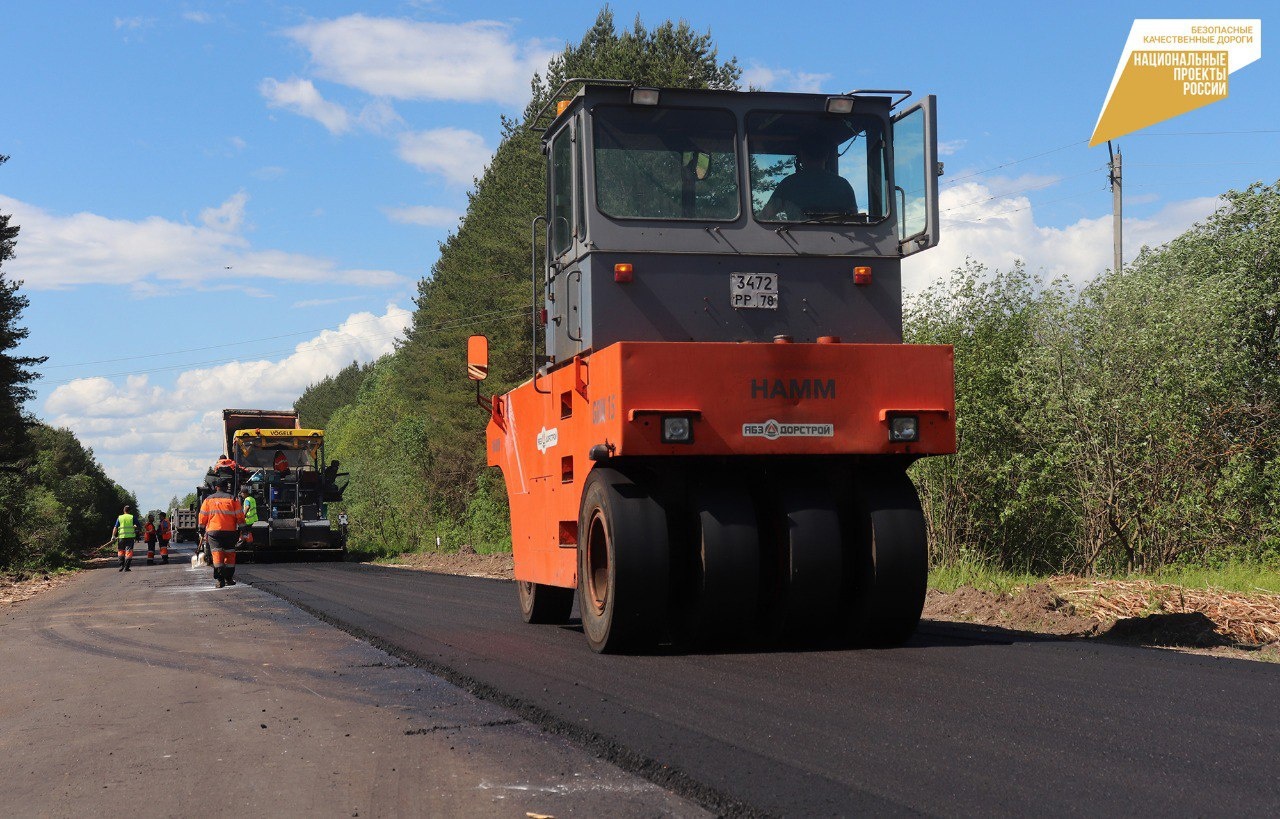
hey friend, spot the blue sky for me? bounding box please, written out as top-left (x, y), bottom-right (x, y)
top-left (1, 1), bottom-right (1275, 510)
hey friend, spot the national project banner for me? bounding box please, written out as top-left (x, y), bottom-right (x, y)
top-left (1090, 19), bottom-right (1261, 146)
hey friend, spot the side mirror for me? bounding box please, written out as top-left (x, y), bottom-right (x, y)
top-left (467, 335), bottom-right (489, 381)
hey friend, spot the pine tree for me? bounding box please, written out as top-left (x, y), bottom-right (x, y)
top-left (0, 155), bottom-right (47, 467)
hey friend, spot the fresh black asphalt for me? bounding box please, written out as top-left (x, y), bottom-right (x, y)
top-left (241, 562), bottom-right (1280, 817)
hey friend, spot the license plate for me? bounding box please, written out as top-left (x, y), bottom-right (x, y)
top-left (730, 272), bottom-right (778, 309)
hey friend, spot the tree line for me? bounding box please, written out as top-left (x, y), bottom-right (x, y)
top-left (295, 9), bottom-right (741, 555)
top-left (908, 181), bottom-right (1280, 573)
top-left (1, 156), bottom-right (137, 575)
top-left (294, 11), bottom-right (1279, 574)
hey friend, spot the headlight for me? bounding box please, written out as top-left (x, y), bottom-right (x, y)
top-left (661, 415), bottom-right (693, 444)
top-left (889, 415), bottom-right (919, 442)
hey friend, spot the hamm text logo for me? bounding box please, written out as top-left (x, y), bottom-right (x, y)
top-left (750, 378), bottom-right (835, 400)
top-left (743, 420), bottom-right (834, 440)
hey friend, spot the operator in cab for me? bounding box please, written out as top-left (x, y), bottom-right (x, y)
top-left (760, 136), bottom-right (857, 221)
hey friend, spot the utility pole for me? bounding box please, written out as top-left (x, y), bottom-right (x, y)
top-left (1108, 141), bottom-right (1122, 273)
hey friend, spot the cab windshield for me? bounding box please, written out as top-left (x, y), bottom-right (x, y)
top-left (592, 105), bottom-right (739, 221)
top-left (747, 111), bottom-right (888, 224)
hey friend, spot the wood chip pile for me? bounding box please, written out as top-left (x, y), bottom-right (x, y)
top-left (1057, 579), bottom-right (1280, 645)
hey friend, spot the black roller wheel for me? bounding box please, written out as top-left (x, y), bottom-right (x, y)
top-left (578, 467), bottom-right (670, 654)
top-left (775, 484), bottom-right (843, 641)
top-left (845, 469), bottom-right (928, 647)
top-left (518, 580), bottom-right (574, 624)
top-left (684, 483), bottom-right (760, 643)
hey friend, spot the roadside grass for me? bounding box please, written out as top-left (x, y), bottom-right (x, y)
top-left (928, 558), bottom-right (1040, 594)
top-left (929, 557), bottom-right (1280, 598)
top-left (1140, 562), bottom-right (1280, 595)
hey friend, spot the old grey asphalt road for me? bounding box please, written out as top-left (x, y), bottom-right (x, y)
top-left (241, 561), bottom-right (1280, 817)
top-left (0, 548), bottom-right (708, 818)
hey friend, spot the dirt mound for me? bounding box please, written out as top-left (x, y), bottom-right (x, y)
top-left (380, 550), bottom-right (514, 580)
top-left (924, 583), bottom-right (1101, 637)
top-left (927, 577), bottom-right (1280, 654)
top-left (0, 573), bottom-right (75, 607)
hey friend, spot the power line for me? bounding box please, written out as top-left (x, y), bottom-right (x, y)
top-left (941, 139), bottom-right (1089, 188)
top-left (1128, 161), bottom-right (1280, 168)
top-left (940, 166), bottom-right (1105, 213)
top-left (945, 186), bottom-right (1108, 224)
top-left (1129, 128), bottom-right (1280, 136)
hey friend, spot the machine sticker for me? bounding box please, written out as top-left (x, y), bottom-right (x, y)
top-left (742, 420), bottom-right (834, 440)
top-left (536, 426), bottom-right (559, 453)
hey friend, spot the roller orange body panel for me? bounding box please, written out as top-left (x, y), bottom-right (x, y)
top-left (485, 341), bottom-right (956, 589)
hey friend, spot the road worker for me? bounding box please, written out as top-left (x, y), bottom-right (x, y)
top-left (156, 511), bottom-right (172, 564)
top-left (272, 448), bottom-right (289, 476)
top-left (239, 488), bottom-right (258, 549)
top-left (212, 454), bottom-right (236, 475)
top-left (142, 514), bottom-right (158, 564)
top-left (111, 505), bottom-right (137, 572)
top-left (198, 481), bottom-right (245, 588)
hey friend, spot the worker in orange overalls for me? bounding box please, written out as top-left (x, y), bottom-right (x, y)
top-left (198, 481), bottom-right (245, 588)
top-left (156, 511), bottom-right (172, 564)
top-left (142, 514), bottom-right (158, 564)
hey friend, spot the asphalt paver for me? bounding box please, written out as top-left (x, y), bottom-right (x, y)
top-left (0, 549), bottom-right (708, 818)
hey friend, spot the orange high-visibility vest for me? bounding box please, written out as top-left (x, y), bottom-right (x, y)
top-left (199, 492), bottom-right (246, 532)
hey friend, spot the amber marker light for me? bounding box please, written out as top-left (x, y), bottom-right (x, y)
top-left (555, 100), bottom-right (571, 116)
top-left (614, 263), bottom-right (634, 283)
top-left (854, 266), bottom-right (872, 285)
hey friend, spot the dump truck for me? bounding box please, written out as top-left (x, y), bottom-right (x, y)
top-left (466, 81), bottom-right (953, 653)
top-left (171, 508), bottom-right (199, 542)
top-left (199, 409), bottom-right (348, 561)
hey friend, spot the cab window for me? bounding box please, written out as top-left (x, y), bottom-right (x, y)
top-left (592, 105), bottom-right (739, 221)
top-left (747, 111), bottom-right (888, 224)
top-left (550, 127), bottom-right (573, 256)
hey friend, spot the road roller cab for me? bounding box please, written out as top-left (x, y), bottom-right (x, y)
top-left (468, 81), bottom-right (953, 652)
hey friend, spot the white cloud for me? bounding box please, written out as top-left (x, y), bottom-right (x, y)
top-left (0, 193), bottom-right (403, 291)
top-left (356, 99), bottom-right (404, 135)
top-left (396, 128), bottom-right (491, 186)
top-left (114, 16), bottom-right (152, 31)
top-left (229, 136), bottom-right (247, 151)
top-left (43, 305), bottom-right (413, 508)
top-left (183, 11), bottom-right (212, 24)
top-left (383, 205), bottom-right (461, 228)
top-left (283, 15), bottom-right (556, 105)
top-left (259, 77), bottom-right (352, 134)
top-left (741, 64), bottom-right (832, 93)
top-left (938, 139), bottom-right (967, 157)
top-left (199, 190), bottom-right (247, 232)
top-left (902, 183), bottom-right (1221, 293)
